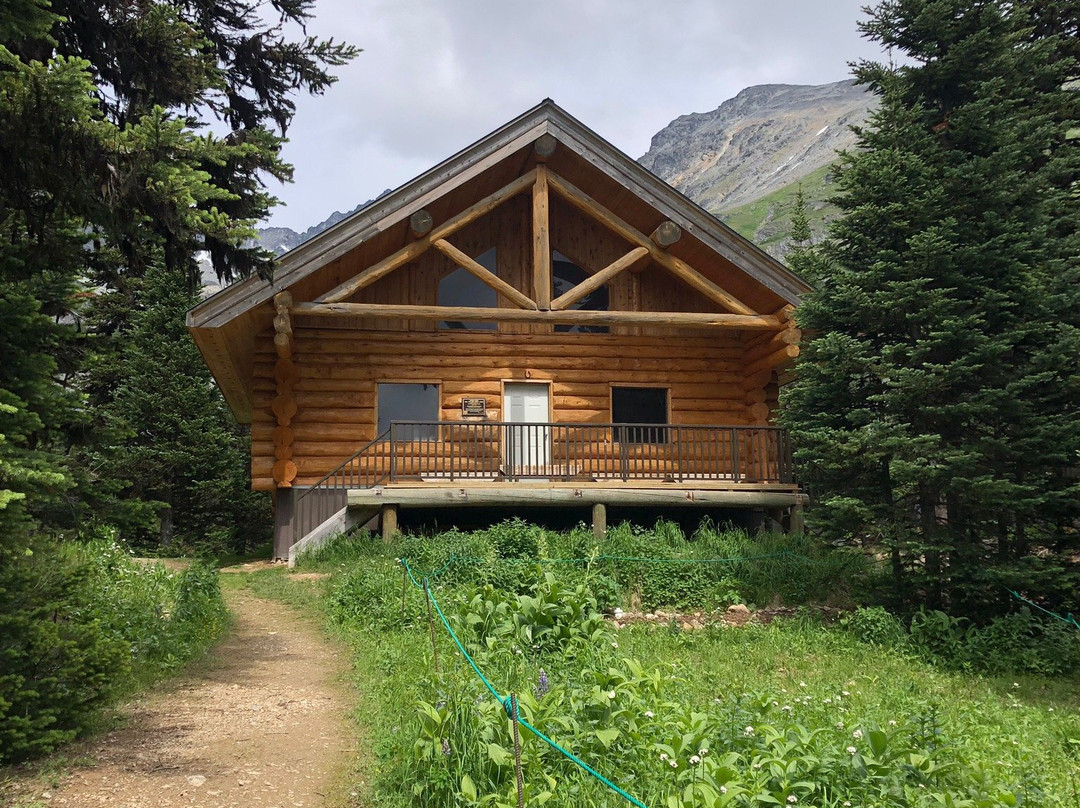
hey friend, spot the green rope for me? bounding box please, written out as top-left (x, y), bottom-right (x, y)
top-left (1005, 587), bottom-right (1080, 631)
top-left (400, 558), bottom-right (652, 808)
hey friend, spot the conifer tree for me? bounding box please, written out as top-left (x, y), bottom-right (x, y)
top-left (783, 0), bottom-right (1080, 614)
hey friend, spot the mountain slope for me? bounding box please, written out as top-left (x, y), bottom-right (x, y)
top-left (640, 80), bottom-right (871, 215)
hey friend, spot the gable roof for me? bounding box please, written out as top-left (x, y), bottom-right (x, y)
top-left (188, 99), bottom-right (812, 421)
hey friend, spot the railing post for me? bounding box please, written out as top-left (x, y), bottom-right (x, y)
top-left (619, 431), bottom-right (628, 482)
top-left (449, 426), bottom-right (455, 482)
top-left (731, 427), bottom-right (740, 483)
top-left (676, 426), bottom-right (683, 482)
top-left (390, 423), bottom-right (396, 483)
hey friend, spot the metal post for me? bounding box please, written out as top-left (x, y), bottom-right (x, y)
top-left (424, 579), bottom-right (440, 674)
top-left (511, 693), bottom-right (524, 808)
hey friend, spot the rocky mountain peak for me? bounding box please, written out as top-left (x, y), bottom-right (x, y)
top-left (639, 80), bottom-right (873, 214)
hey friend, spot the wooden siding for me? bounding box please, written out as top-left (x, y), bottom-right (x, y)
top-left (250, 327), bottom-right (754, 489)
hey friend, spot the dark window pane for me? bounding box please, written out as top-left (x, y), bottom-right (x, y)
top-left (612, 387), bottom-right (668, 443)
top-left (439, 248), bottom-right (497, 330)
top-left (378, 383), bottom-right (439, 439)
top-left (552, 251), bottom-right (609, 333)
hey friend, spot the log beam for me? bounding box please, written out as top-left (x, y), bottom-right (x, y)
top-left (317, 169), bottom-right (537, 304)
top-left (550, 246), bottom-right (649, 311)
top-left (432, 238), bottom-right (537, 310)
top-left (545, 171), bottom-right (757, 316)
top-left (745, 343), bottom-right (800, 377)
top-left (293, 301), bottom-right (781, 330)
top-left (271, 291), bottom-right (298, 487)
top-left (533, 166), bottom-right (552, 308)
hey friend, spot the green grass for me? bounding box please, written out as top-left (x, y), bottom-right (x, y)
top-left (248, 523), bottom-right (1080, 808)
top-left (718, 164), bottom-right (842, 255)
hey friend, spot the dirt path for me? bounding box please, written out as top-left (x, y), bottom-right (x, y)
top-left (4, 588), bottom-right (356, 808)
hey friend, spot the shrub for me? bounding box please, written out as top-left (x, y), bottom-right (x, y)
top-left (839, 606), bottom-right (907, 646)
top-left (0, 537), bottom-right (228, 763)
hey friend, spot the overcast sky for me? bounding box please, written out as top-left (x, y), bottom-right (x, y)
top-left (267, 0), bottom-right (887, 230)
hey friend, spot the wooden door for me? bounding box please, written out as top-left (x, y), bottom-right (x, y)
top-left (503, 383), bottom-right (550, 477)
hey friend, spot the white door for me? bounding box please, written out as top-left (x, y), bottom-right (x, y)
top-left (503, 383), bottom-right (550, 476)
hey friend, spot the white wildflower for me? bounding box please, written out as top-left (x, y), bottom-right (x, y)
top-left (787, 796), bottom-right (797, 804)
top-left (720, 787), bottom-right (727, 794)
top-left (744, 725), bottom-right (755, 736)
top-left (660, 753), bottom-right (669, 761)
top-left (847, 746), bottom-right (857, 755)
top-left (888, 720), bottom-right (896, 727)
top-left (670, 760), bottom-right (678, 769)
top-left (608, 691), bottom-right (616, 699)
top-left (645, 710), bottom-right (654, 718)
top-left (690, 755), bottom-right (701, 765)
top-left (852, 729), bottom-right (863, 740)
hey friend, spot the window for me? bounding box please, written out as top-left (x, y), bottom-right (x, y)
top-left (552, 251), bottom-right (609, 333)
top-left (439, 248), bottom-right (497, 330)
top-left (612, 386), bottom-right (668, 444)
top-left (377, 383), bottom-right (439, 440)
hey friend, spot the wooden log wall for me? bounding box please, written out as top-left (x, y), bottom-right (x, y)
top-left (250, 327), bottom-right (750, 489)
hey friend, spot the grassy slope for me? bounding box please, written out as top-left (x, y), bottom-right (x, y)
top-left (716, 163), bottom-right (842, 257)
top-left (240, 532), bottom-right (1080, 808)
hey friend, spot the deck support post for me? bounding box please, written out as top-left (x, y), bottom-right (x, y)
top-left (592, 502), bottom-right (607, 540)
top-left (381, 503), bottom-right (399, 542)
top-left (273, 487), bottom-right (295, 561)
top-left (789, 502), bottom-right (805, 535)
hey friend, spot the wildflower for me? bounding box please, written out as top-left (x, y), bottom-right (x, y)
top-left (799, 681), bottom-right (807, 687)
top-left (1012, 682), bottom-right (1020, 688)
top-left (744, 725), bottom-right (755, 736)
top-left (608, 690), bottom-right (616, 700)
top-left (645, 710), bottom-right (654, 718)
top-left (782, 705), bottom-right (792, 712)
top-left (888, 720), bottom-right (896, 727)
top-left (847, 746), bottom-right (857, 755)
top-left (713, 697), bottom-right (722, 705)
top-left (670, 760), bottom-right (678, 769)
top-left (441, 738), bottom-right (451, 757)
top-left (787, 796), bottom-right (797, 804)
top-left (852, 729), bottom-right (863, 740)
top-left (753, 761), bottom-right (762, 769)
top-left (690, 755), bottom-right (701, 765)
top-left (720, 787), bottom-right (727, 794)
top-left (660, 753), bottom-right (669, 761)
top-left (612, 641), bottom-right (619, 649)
top-left (842, 690), bottom-right (850, 697)
top-left (823, 698), bottom-right (832, 705)
top-left (836, 721), bottom-right (844, 729)
top-left (698, 748), bottom-right (707, 757)
top-left (772, 700), bottom-right (779, 707)
top-left (844, 802), bottom-right (852, 807)
top-left (535, 668), bottom-right (549, 699)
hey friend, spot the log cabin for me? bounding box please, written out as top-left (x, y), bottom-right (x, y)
top-left (187, 100), bottom-right (812, 562)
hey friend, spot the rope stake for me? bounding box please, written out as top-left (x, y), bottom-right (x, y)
top-left (423, 578), bottom-right (440, 674)
top-left (511, 693), bottom-right (524, 808)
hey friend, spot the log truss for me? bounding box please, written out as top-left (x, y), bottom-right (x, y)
top-left (305, 136), bottom-right (796, 337)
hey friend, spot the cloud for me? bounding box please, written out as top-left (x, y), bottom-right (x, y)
top-left (267, 0), bottom-right (885, 229)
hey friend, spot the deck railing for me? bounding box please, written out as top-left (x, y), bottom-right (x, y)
top-left (382, 421), bottom-right (793, 484)
top-left (286, 422), bottom-right (793, 550)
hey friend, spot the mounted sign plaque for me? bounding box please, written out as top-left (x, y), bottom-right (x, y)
top-left (461, 398), bottom-right (487, 417)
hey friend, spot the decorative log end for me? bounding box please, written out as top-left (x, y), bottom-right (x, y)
top-left (534, 133), bottom-right (558, 160)
top-left (409, 209), bottom-right (434, 238)
top-left (650, 220), bottom-right (682, 248)
top-left (273, 290), bottom-right (293, 312)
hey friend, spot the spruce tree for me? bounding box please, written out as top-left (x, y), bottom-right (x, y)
top-left (783, 0), bottom-right (1080, 614)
